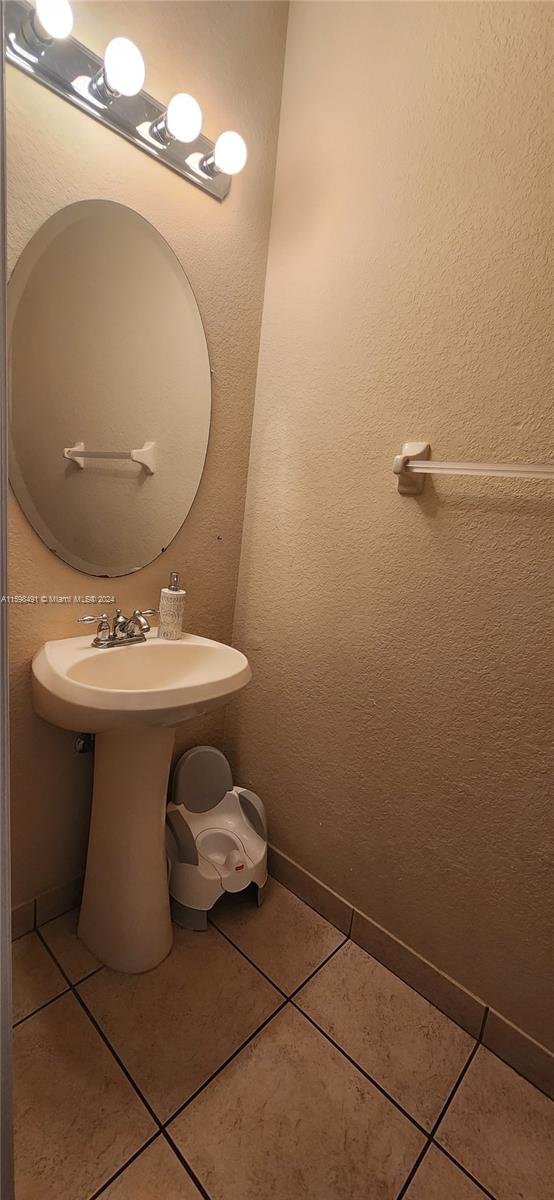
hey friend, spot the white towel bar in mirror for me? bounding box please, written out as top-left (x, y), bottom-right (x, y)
top-left (64, 441), bottom-right (157, 474)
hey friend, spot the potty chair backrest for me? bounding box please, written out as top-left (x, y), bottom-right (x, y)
top-left (172, 745), bottom-right (233, 813)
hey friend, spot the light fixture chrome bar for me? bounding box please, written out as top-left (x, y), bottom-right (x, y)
top-left (199, 152), bottom-right (216, 176)
top-left (393, 442), bottom-right (554, 494)
top-left (4, 0), bottom-right (231, 200)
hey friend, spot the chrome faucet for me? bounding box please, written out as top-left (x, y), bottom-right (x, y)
top-left (77, 608), bottom-right (159, 648)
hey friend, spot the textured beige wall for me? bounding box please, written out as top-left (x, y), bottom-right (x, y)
top-left (8, 0), bottom-right (288, 905)
top-left (227, 2), bottom-right (553, 1047)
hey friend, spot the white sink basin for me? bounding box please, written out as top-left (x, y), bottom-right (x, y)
top-left (31, 630), bottom-right (251, 975)
top-left (32, 630), bottom-right (251, 731)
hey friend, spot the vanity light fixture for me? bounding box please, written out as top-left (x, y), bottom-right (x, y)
top-left (150, 92), bottom-right (203, 146)
top-left (201, 131), bottom-right (248, 177)
top-left (21, 0), bottom-right (73, 50)
top-left (5, 0), bottom-right (247, 200)
top-left (90, 36), bottom-right (145, 104)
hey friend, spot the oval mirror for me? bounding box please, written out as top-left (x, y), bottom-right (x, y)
top-left (8, 200), bottom-right (211, 576)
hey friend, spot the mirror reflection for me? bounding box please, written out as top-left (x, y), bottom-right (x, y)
top-left (8, 199), bottom-right (211, 576)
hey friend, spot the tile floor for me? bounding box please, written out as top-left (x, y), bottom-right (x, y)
top-left (12, 877), bottom-right (554, 1199)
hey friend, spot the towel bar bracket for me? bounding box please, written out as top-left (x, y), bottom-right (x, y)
top-left (393, 442), bottom-right (431, 495)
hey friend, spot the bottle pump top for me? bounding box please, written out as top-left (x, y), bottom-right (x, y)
top-left (168, 572), bottom-right (181, 591)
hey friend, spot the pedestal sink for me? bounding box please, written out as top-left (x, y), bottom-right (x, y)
top-left (32, 632), bottom-right (251, 973)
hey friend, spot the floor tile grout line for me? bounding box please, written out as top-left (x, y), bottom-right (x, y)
top-left (164, 999), bottom-right (289, 1128)
top-left (35, 925), bottom-right (84, 988)
top-left (209, 912), bottom-right (348, 1000)
top-left (35, 926), bottom-right (104, 992)
top-left (394, 1137), bottom-right (497, 1200)
top-left (347, 906), bottom-right (354, 938)
top-left (207, 920), bottom-right (288, 998)
top-left (429, 1040), bottom-right (480, 1139)
top-left (289, 1001), bottom-right (428, 1137)
top-left (72, 987), bottom-right (164, 1129)
top-left (162, 1128), bottom-right (214, 1200)
top-left (395, 1138), bottom-right (433, 1200)
top-left (76, 963), bottom-right (105, 984)
top-left (433, 1144), bottom-right (498, 1199)
top-left (288, 936), bottom-right (349, 999)
top-left (35, 927), bottom-right (163, 1131)
top-left (86, 1131), bottom-right (161, 1200)
top-left (397, 1035), bottom-right (498, 1200)
top-left (12, 986), bottom-right (71, 1028)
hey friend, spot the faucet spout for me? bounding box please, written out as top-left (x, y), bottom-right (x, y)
top-left (125, 610), bottom-right (151, 636)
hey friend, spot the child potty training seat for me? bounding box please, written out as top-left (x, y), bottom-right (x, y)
top-left (166, 746), bottom-right (268, 930)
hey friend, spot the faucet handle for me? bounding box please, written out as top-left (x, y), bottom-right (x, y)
top-left (140, 609), bottom-right (159, 617)
top-left (77, 613), bottom-right (111, 645)
top-left (128, 608), bottom-right (158, 634)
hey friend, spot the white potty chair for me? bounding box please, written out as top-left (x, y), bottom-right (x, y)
top-left (166, 746), bottom-right (268, 930)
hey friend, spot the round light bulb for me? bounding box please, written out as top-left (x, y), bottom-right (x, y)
top-left (166, 93), bottom-right (202, 143)
top-left (214, 131), bottom-right (247, 176)
top-left (104, 37), bottom-right (145, 97)
top-left (35, 0), bottom-right (73, 39)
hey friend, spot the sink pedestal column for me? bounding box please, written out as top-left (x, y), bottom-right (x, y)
top-left (79, 726), bottom-right (175, 973)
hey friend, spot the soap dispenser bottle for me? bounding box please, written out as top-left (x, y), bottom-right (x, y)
top-left (158, 571), bottom-right (186, 640)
